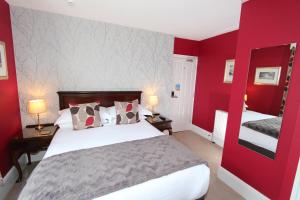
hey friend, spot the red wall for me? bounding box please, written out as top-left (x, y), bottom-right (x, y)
top-left (0, 0), bottom-right (22, 176)
top-left (246, 45), bottom-right (290, 116)
top-left (193, 31), bottom-right (238, 132)
top-left (174, 32), bottom-right (238, 132)
top-left (174, 37), bottom-right (199, 56)
top-left (222, 0), bottom-right (300, 199)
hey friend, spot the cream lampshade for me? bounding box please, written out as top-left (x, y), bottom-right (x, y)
top-left (149, 95), bottom-right (158, 113)
top-left (28, 99), bottom-right (47, 131)
top-left (244, 94), bottom-right (248, 102)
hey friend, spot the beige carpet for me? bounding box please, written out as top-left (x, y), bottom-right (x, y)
top-left (173, 131), bottom-right (243, 200)
top-left (5, 131), bottom-right (243, 200)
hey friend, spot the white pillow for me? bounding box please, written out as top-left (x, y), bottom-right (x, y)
top-left (139, 105), bottom-right (153, 116)
top-left (243, 102), bottom-right (248, 112)
top-left (55, 106), bottom-right (111, 127)
top-left (106, 106), bottom-right (116, 120)
top-left (55, 108), bottom-right (72, 125)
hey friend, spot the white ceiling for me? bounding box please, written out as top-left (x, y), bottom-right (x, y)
top-left (6, 0), bottom-right (242, 41)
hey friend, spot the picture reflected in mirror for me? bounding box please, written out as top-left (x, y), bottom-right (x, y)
top-left (238, 43), bottom-right (297, 159)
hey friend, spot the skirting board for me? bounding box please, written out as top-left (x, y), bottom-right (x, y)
top-left (218, 166), bottom-right (270, 200)
top-left (212, 135), bottom-right (224, 148)
top-left (188, 123), bottom-right (224, 148)
top-left (0, 151), bottom-right (45, 200)
top-left (188, 124), bottom-right (212, 141)
top-left (0, 155), bottom-right (27, 200)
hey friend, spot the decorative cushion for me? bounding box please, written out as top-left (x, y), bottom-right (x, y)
top-left (114, 99), bottom-right (140, 124)
top-left (56, 107), bottom-right (111, 127)
top-left (69, 102), bottom-right (103, 130)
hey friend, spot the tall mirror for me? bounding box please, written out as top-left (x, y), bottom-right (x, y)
top-left (238, 43), bottom-right (297, 159)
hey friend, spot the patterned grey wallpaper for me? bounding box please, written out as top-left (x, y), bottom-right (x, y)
top-left (10, 6), bottom-right (174, 127)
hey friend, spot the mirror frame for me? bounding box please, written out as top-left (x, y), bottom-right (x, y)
top-left (238, 42), bottom-right (297, 159)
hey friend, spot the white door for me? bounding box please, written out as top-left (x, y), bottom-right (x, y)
top-left (171, 55), bottom-right (197, 132)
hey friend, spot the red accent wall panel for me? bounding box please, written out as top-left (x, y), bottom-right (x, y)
top-left (246, 45), bottom-right (290, 116)
top-left (174, 31), bottom-right (238, 132)
top-left (174, 37), bottom-right (199, 56)
top-left (0, 0), bottom-right (22, 176)
top-left (222, 0), bottom-right (300, 199)
top-left (193, 31), bottom-right (238, 132)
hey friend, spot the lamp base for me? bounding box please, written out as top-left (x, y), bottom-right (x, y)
top-left (35, 124), bottom-right (44, 131)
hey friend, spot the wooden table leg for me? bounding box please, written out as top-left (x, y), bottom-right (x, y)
top-left (11, 151), bottom-right (23, 182)
top-left (27, 152), bottom-right (31, 165)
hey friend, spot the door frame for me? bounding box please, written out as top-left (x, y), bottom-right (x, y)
top-left (172, 54), bottom-right (198, 129)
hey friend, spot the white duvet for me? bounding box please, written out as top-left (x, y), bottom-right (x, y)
top-left (45, 119), bottom-right (210, 200)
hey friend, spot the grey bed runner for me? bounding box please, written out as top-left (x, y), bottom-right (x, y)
top-left (242, 117), bottom-right (282, 139)
top-left (19, 135), bottom-right (207, 200)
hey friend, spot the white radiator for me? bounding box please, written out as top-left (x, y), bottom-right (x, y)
top-left (212, 110), bottom-right (228, 147)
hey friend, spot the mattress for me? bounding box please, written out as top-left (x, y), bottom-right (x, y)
top-left (239, 110), bottom-right (278, 152)
top-left (44, 119), bottom-right (210, 200)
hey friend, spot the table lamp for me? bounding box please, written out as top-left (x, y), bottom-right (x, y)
top-left (149, 95), bottom-right (158, 114)
top-left (244, 94), bottom-right (248, 102)
top-left (243, 94), bottom-right (248, 111)
top-left (27, 99), bottom-right (47, 131)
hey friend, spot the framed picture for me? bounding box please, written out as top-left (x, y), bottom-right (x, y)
top-left (0, 41), bottom-right (8, 80)
top-left (254, 67), bottom-right (281, 85)
top-left (223, 59), bottom-right (235, 83)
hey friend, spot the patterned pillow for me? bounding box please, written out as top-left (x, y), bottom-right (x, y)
top-left (114, 99), bottom-right (140, 124)
top-left (69, 102), bottom-right (103, 130)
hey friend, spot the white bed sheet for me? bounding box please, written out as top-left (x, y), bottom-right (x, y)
top-left (241, 110), bottom-right (275, 124)
top-left (45, 119), bottom-right (210, 200)
top-left (239, 110), bottom-right (278, 152)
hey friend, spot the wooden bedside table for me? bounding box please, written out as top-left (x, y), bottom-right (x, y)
top-left (10, 123), bottom-right (59, 182)
top-left (145, 116), bottom-right (173, 135)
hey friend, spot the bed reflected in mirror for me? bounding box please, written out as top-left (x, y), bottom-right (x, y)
top-left (238, 43), bottom-right (297, 159)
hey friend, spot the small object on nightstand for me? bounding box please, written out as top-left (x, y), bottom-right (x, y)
top-left (145, 115), bottom-right (172, 135)
top-left (152, 112), bottom-right (160, 117)
top-left (10, 123), bottom-right (59, 182)
top-left (39, 130), bottom-right (51, 135)
top-left (159, 116), bottom-right (166, 120)
top-left (38, 130), bottom-right (51, 136)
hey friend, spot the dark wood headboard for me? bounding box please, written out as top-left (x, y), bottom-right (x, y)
top-left (57, 91), bottom-right (142, 110)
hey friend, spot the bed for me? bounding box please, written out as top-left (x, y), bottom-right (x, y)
top-left (19, 91), bottom-right (210, 200)
top-left (238, 110), bottom-right (279, 159)
top-left (213, 109), bottom-right (279, 158)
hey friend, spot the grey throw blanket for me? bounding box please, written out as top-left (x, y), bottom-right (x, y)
top-left (242, 117), bottom-right (282, 139)
top-left (19, 135), bottom-right (207, 200)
